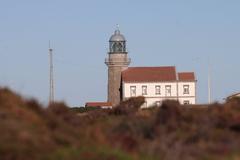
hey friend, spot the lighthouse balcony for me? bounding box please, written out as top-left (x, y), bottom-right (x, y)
top-left (105, 58), bottom-right (131, 66)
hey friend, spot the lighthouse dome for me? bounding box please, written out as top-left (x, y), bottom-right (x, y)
top-left (109, 29), bottom-right (126, 42)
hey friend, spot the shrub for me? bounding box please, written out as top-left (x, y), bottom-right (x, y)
top-left (2, 88), bottom-right (240, 160)
top-left (155, 100), bottom-right (181, 127)
top-left (70, 106), bottom-right (100, 113)
top-left (111, 96), bottom-right (145, 115)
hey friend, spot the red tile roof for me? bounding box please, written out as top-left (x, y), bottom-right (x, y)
top-left (226, 92), bottom-right (240, 100)
top-left (178, 72), bottom-right (195, 81)
top-left (122, 66), bottom-right (177, 82)
top-left (85, 102), bottom-right (112, 107)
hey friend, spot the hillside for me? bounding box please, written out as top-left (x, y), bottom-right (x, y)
top-left (1, 88), bottom-right (240, 160)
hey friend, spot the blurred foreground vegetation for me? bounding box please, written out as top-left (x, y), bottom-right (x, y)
top-left (1, 88), bottom-right (240, 160)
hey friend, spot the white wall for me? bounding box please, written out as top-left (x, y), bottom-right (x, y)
top-left (178, 82), bottom-right (196, 97)
top-left (142, 97), bottom-right (178, 108)
top-left (123, 82), bottom-right (177, 98)
top-left (122, 81), bottom-right (196, 108)
top-left (178, 97), bottom-right (196, 104)
top-left (178, 81), bottom-right (196, 104)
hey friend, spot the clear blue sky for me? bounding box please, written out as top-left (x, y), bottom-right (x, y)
top-left (0, 0), bottom-right (240, 106)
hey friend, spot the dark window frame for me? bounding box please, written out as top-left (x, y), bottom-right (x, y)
top-left (165, 85), bottom-right (171, 96)
top-left (142, 85), bottom-right (147, 95)
top-left (183, 85), bottom-right (190, 94)
top-left (130, 86), bottom-right (136, 97)
top-left (183, 100), bottom-right (190, 105)
top-left (155, 85), bottom-right (161, 95)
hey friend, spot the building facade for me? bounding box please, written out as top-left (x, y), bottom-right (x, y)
top-left (122, 67), bottom-right (196, 108)
top-left (105, 28), bottom-right (197, 108)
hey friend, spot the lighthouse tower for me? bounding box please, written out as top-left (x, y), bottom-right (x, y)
top-left (105, 27), bottom-right (131, 106)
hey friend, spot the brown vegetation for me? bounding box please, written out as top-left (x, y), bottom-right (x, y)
top-left (1, 88), bottom-right (240, 160)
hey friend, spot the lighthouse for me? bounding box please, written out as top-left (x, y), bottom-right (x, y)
top-left (105, 27), bottom-right (131, 106)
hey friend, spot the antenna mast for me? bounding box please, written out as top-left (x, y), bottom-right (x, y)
top-left (49, 41), bottom-right (54, 104)
top-left (208, 59), bottom-right (211, 104)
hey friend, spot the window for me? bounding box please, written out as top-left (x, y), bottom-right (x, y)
top-left (183, 85), bottom-right (190, 94)
top-left (112, 42), bottom-right (123, 52)
top-left (142, 86), bottom-right (147, 95)
top-left (130, 86), bottom-right (136, 97)
top-left (155, 85), bottom-right (161, 95)
top-left (156, 101), bottom-right (161, 107)
top-left (183, 100), bottom-right (190, 105)
top-left (165, 85), bottom-right (171, 96)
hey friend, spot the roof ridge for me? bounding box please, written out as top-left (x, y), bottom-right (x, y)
top-left (178, 71), bottom-right (194, 73)
top-left (128, 66), bottom-right (176, 68)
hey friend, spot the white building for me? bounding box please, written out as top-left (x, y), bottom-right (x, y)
top-left (226, 92), bottom-right (240, 101)
top-left (121, 66), bottom-right (196, 108)
top-left (86, 28), bottom-right (197, 108)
